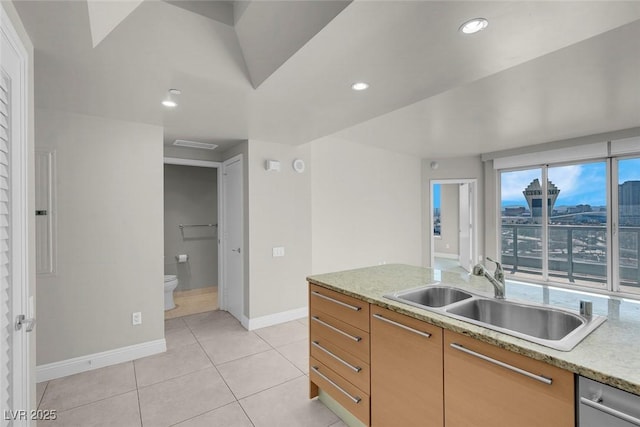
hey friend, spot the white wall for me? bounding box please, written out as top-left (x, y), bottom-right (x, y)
top-left (246, 140), bottom-right (312, 318)
top-left (35, 109), bottom-right (164, 365)
top-left (311, 137), bottom-right (422, 274)
top-left (423, 156), bottom-right (485, 267)
top-left (435, 184), bottom-right (459, 256)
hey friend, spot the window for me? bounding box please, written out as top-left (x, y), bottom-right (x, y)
top-left (433, 184), bottom-right (441, 237)
top-left (500, 156), bottom-right (640, 296)
top-left (617, 157), bottom-right (640, 293)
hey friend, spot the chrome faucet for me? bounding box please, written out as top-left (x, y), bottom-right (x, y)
top-left (472, 257), bottom-right (506, 299)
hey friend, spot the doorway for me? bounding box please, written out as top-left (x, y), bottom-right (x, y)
top-left (430, 179), bottom-right (478, 272)
top-left (162, 156), bottom-right (244, 323)
top-left (163, 160), bottom-right (220, 319)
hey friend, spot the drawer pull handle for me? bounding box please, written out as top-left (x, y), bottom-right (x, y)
top-left (311, 366), bottom-right (362, 404)
top-left (580, 397), bottom-right (640, 426)
top-left (373, 314), bottom-right (432, 338)
top-left (312, 341), bottom-right (362, 373)
top-left (311, 291), bottom-right (362, 311)
top-left (450, 343), bottom-right (552, 385)
top-left (312, 316), bottom-right (362, 342)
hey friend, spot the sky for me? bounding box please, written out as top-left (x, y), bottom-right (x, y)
top-left (501, 159), bottom-right (640, 207)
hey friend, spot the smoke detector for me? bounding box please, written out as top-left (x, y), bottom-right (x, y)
top-left (173, 140), bottom-right (218, 150)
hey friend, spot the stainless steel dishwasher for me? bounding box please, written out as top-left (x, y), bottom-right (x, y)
top-left (579, 376), bottom-right (640, 426)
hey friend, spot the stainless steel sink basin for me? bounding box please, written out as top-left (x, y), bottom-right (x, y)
top-left (444, 298), bottom-right (606, 351)
top-left (386, 285), bottom-right (473, 308)
top-left (384, 284), bottom-right (606, 351)
top-left (446, 298), bottom-right (582, 340)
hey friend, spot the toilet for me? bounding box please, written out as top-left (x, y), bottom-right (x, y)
top-left (164, 275), bottom-right (179, 310)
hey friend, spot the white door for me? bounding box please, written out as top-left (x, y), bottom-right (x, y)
top-left (1, 5), bottom-right (32, 426)
top-left (221, 155), bottom-right (243, 323)
top-left (459, 183), bottom-right (472, 272)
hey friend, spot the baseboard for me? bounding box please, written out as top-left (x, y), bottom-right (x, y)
top-left (244, 306), bottom-right (308, 331)
top-left (434, 252), bottom-right (460, 260)
top-left (36, 339), bottom-right (166, 382)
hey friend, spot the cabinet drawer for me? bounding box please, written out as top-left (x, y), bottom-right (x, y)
top-left (310, 335), bottom-right (370, 394)
top-left (444, 330), bottom-right (574, 427)
top-left (310, 357), bottom-right (370, 426)
top-left (310, 308), bottom-right (370, 363)
top-left (309, 284), bottom-right (369, 332)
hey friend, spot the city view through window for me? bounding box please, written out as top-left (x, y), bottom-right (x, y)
top-left (501, 158), bottom-right (640, 293)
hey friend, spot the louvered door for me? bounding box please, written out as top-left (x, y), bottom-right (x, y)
top-left (1, 6), bottom-right (31, 426)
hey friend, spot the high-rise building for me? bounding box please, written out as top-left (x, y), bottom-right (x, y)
top-left (523, 179), bottom-right (560, 222)
top-left (619, 180), bottom-right (640, 226)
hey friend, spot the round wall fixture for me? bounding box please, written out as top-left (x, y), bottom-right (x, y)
top-left (430, 161), bottom-right (439, 170)
top-left (293, 159), bottom-right (305, 173)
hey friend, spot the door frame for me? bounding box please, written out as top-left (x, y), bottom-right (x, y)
top-left (429, 179), bottom-right (478, 270)
top-left (220, 154), bottom-right (244, 322)
top-left (162, 157), bottom-right (223, 307)
top-left (1, 3), bottom-right (31, 422)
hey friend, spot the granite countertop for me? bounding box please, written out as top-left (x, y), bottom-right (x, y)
top-left (307, 264), bottom-right (640, 395)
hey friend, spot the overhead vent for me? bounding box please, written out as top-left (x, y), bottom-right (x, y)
top-left (173, 140), bottom-right (218, 150)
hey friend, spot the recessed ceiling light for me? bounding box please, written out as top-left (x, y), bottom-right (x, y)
top-left (351, 82), bottom-right (369, 91)
top-left (162, 89), bottom-right (181, 108)
top-left (459, 18), bottom-right (488, 34)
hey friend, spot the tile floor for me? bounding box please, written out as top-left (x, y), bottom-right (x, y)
top-left (164, 287), bottom-right (219, 320)
top-left (36, 311), bottom-right (347, 427)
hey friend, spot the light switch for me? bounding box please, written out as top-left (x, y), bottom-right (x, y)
top-left (272, 247), bottom-right (285, 257)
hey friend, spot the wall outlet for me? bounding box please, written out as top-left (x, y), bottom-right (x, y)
top-left (132, 312), bottom-right (142, 326)
top-left (272, 247), bottom-right (285, 257)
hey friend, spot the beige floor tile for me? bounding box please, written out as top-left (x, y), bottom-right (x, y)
top-left (39, 362), bottom-right (136, 412)
top-left (165, 287), bottom-right (218, 320)
top-left (255, 320), bottom-right (308, 348)
top-left (164, 317), bottom-right (188, 334)
top-left (165, 326), bottom-right (197, 350)
top-left (298, 317), bottom-right (309, 327)
top-left (134, 342), bottom-right (212, 387)
top-left (239, 376), bottom-right (339, 427)
top-left (276, 339), bottom-right (309, 374)
top-left (174, 402), bottom-right (253, 427)
top-left (217, 350), bottom-right (303, 399)
top-left (184, 311), bottom-right (244, 341)
top-left (199, 330), bottom-right (270, 365)
top-left (36, 381), bottom-right (48, 408)
top-left (329, 420), bottom-right (349, 427)
top-left (138, 367), bottom-right (235, 427)
top-left (39, 390), bottom-right (141, 427)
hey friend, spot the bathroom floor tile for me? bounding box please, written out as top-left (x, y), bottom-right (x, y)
top-left (217, 349), bottom-right (303, 399)
top-left (276, 338), bottom-right (309, 374)
top-left (329, 420), bottom-right (349, 427)
top-left (255, 320), bottom-right (308, 348)
top-left (164, 317), bottom-right (188, 334)
top-left (198, 330), bottom-right (271, 365)
top-left (134, 342), bottom-right (212, 387)
top-left (39, 391), bottom-right (141, 427)
top-left (174, 402), bottom-right (253, 427)
top-left (239, 376), bottom-right (339, 427)
top-left (298, 316), bottom-right (309, 327)
top-left (138, 367), bottom-right (235, 427)
top-left (39, 362), bottom-right (136, 412)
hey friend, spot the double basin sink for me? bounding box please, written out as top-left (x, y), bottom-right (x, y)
top-left (384, 285), bottom-right (606, 351)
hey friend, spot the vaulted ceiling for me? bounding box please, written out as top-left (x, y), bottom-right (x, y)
top-left (14, 0), bottom-right (640, 157)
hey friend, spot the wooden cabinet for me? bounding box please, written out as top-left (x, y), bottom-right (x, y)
top-left (309, 284), bottom-right (371, 425)
top-left (309, 284), bottom-right (576, 427)
top-left (444, 330), bottom-right (574, 427)
top-left (370, 305), bottom-right (444, 427)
